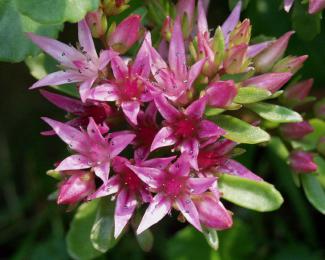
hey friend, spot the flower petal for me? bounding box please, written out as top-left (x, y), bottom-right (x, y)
top-left (93, 161), bottom-right (111, 184)
top-left (137, 193), bottom-right (171, 234)
top-left (198, 120), bottom-right (225, 139)
top-left (121, 101), bottom-right (140, 125)
top-left (184, 97), bottom-right (206, 120)
top-left (132, 40), bottom-right (150, 77)
top-left (198, 0), bottom-right (208, 33)
top-left (127, 165), bottom-right (163, 189)
top-left (187, 177), bottom-right (216, 194)
top-left (111, 54), bottom-right (129, 80)
top-left (169, 154), bottom-right (191, 177)
top-left (140, 156), bottom-right (176, 169)
top-left (87, 175), bottom-right (120, 200)
top-left (187, 59), bottom-right (206, 88)
top-left (56, 154), bottom-right (91, 171)
top-left (98, 50), bottom-right (114, 70)
top-left (87, 83), bottom-right (119, 101)
top-left (247, 41), bottom-right (273, 58)
top-left (78, 19), bottom-right (98, 60)
top-left (151, 127), bottom-right (176, 151)
top-left (180, 138), bottom-right (200, 170)
top-left (154, 95), bottom-right (181, 122)
top-left (79, 77), bottom-right (96, 102)
top-left (114, 189), bottom-right (137, 238)
top-left (109, 132), bottom-right (136, 157)
top-left (176, 195), bottom-right (202, 231)
top-left (284, 0), bottom-right (294, 12)
top-left (221, 1), bottom-right (242, 44)
top-left (87, 117), bottom-right (105, 143)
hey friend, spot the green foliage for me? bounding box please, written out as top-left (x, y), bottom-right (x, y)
top-left (136, 229), bottom-right (154, 252)
top-left (212, 115), bottom-right (270, 144)
top-left (301, 174), bottom-right (325, 214)
top-left (218, 174), bottom-right (284, 211)
top-left (246, 102), bottom-right (303, 123)
top-left (234, 87), bottom-right (272, 104)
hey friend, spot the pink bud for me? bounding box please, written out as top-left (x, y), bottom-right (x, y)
top-left (273, 55), bottom-right (308, 74)
top-left (205, 80), bottom-right (238, 108)
top-left (314, 98), bottom-right (325, 120)
top-left (224, 44), bottom-right (248, 74)
top-left (289, 151), bottom-right (317, 173)
top-left (229, 19), bottom-right (251, 47)
top-left (254, 31), bottom-right (294, 73)
top-left (57, 171), bottom-right (95, 204)
top-left (242, 72), bottom-right (292, 93)
top-left (283, 79), bottom-right (313, 101)
top-left (85, 10), bottom-right (107, 38)
top-left (176, 0), bottom-right (195, 38)
top-left (280, 121), bottom-right (314, 140)
top-left (309, 0), bottom-right (325, 14)
top-left (102, 0), bottom-right (130, 16)
top-left (107, 14), bottom-right (141, 54)
top-left (161, 16), bottom-right (173, 41)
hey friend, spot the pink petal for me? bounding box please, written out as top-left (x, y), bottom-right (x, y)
top-left (98, 50), bottom-right (113, 70)
top-left (198, 0), bottom-right (208, 33)
top-left (284, 0), bottom-right (294, 12)
top-left (79, 77), bottom-right (96, 102)
top-left (42, 117), bottom-right (84, 151)
top-left (154, 95), bottom-right (181, 122)
top-left (218, 159), bottom-right (263, 181)
top-left (30, 70), bottom-right (83, 89)
top-left (93, 162), bottom-right (111, 184)
top-left (109, 132), bottom-right (136, 157)
top-left (87, 175), bottom-right (120, 200)
top-left (137, 193), bottom-right (171, 234)
top-left (247, 41), bottom-right (273, 58)
top-left (198, 120), bottom-right (225, 139)
top-left (87, 83), bottom-right (119, 101)
top-left (127, 165), bottom-right (163, 189)
top-left (205, 80), bottom-right (237, 108)
top-left (26, 32), bottom-right (84, 68)
top-left (289, 151), bottom-right (318, 173)
top-left (180, 138), bottom-right (200, 170)
top-left (140, 156), bottom-right (176, 169)
top-left (184, 97), bottom-right (206, 120)
top-left (111, 54), bottom-right (128, 80)
top-left (187, 59), bottom-right (206, 88)
top-left (40, 90), bottom-right (84, 114)
top-left (87, 117), bottom-right (105, 143)
top-left (78, 19), bottom-right (97, 60)
top-left (169, 154), bottom-right (191, 177)
top-left (121, 101), bottom-right (140, 125)
top-left (114, 189), bottom-right (137, 238)
top-left (151, 127), bottom-right (176, 151)
top-left (176, 195), bottom-right (202, 231)
top-left (194, 192), bottom-right (233, 230)
top-left (187, 177), bottom-right (216, 194)
top-left (132, 39), bottom-right (150, 77)
top-left (221, 1), bottom-right (242, 44)
top-left (309, 0), bottom-right (325, 14)
top-left (144, 101), bottom-right (157, 123)
top-left (169, 17), bottom-right (187, 80)
top-left (56, 154), bottom-right (91, 171)
top-left (283, 78), bottom-right (313, 101)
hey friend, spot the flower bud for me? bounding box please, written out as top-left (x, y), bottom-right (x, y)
top-left (57, 171), bottom-right (95, 204)
top-left (254, 31), bottom-right (294, 73)
top-left (314, 98), bottom-right (325, 120)
top-left (85, 10), bottom-right (108, 38)
top-left (224, 44), bottom-right (249, 74)
top-left (309, 0), bottom-right (325, 14)
top-left (229, 19), bottom-right (251, 47)
top-left (242, 72), bottom-right (292, 93)
top-left (205, 80), bottom-right (237, 108)
top-left (273, 55), bottom-right (308, 74)
top-left (283, 79), bottom-right (313, 102)
top-left (161, 16), bottom-right (173, 41)
top-left (102, 0), bottom-right (130, 16)
top-left (107, 14), bottom-right (142, 54)
top-left (177, 0), bottom-right (195, 38)
top-left (289, 151), bottom-right (317, 173)
top-left (280, 121), bottom-right (314, 140)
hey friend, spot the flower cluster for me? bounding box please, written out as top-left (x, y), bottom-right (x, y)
top-left (28, 0), bottom-right (312, 240)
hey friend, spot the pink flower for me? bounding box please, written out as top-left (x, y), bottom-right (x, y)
top-left (87, 156), bottom-right (176, 238)
top-left (57, 170), bottom-right (95, 204)
top-left (85, 10), bottom-right (107, 38)
top-left (151, 95), bottom-right (225, 170)
top-left (43, 117), bottom-right (135, 184)
top-left (145, 18), bottom-right (205, 103)
top-left (309, 0), bottom-right (325, 13)
top-left (107, 15), bottom-right (142, 54)
top-left (27, 20), bottom-right (112, 102)
top-left (283, 79), bottom-right (313, 101)
top-left (280, 121), bottom-right (314, 140)
top-left (87, 37), bottom-right (152, 125)
top-left (176, 0), bottom-right (195, 38)
top-left (128, 155), bottom-right (228, 234)
top-left (205, 81), bottom-right (238, 108)
top-left (197, 139), bottom-right (262, 181)
top-left (289, 151), bottom-right (317, 173)
top-left (40, 90), bottom-right (113, 135)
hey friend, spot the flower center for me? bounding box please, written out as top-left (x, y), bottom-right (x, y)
top-left (161, 175), bottom-right (187, 198)
top-left (198, 150), bottom-right (225, 170)
top-left (173, 117), bottom-right (198, 139)
top-left (120, 167), bottom-right (143, 191)
top-left (119, 78), bottom-right (144, 101)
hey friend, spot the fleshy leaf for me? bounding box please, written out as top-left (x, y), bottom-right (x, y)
top-left (90, 199), bottom-right (117, 253)
top-left (301, 174), bottom-right (325, 214)
top-left (234, 87), bottom-right (272, 104)
top-left (212, 115), bottom-right (270, 144)
top-left (203, 228), bottom-right (219, 251)
top-left (66, 200), bottom-right (102, 260)
top-left (246, 102), bottom-right (302, 123)
top-left (218, 174), bottom-right (284, 211)
top-left (136, 229), bottom-right (154, 252)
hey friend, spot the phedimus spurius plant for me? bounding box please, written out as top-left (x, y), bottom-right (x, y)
top-left (2, 0), bottom-right (325, 258)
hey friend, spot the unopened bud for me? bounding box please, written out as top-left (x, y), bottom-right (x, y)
top-left (314, 98), bottom-right (325, 120)
top-left (177, 0), bottom-right (195, 38)
top-left (229, 19), bottom-right (251, 47)
top-left (85, 10), bottom-right (108, 38)
top-left (283, 79), bottom-right (313, 101)
top-left (289, 151), bottom-right (317, 173)
top-left (161, 16), bottom-right (173, 41)
top-left (273, 55), bottom-right (308, 74)
top-left (280, 121), bottom-right (313, 140)
top-left (309, 0), bottom-right (325, 14)
top-left (205, 80), bottom-right (238, 108)
top-left (224, 44), bottom-right (249, 74)
top-left (102, 0), bottom-right (130, 16)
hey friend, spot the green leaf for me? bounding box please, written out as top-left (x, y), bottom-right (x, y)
top-left (203, 229), bottom-right (219, 251)
top-left (234, 87), bottom-right (272, 104)
top-left (16, 0), bottom-right (100, 24)
top-left (315, 155), bottom-right (325, 188)
top-left (90, 199), bottom-right (117, 253)
top-left (0, 0), bottom-right (62, 62)
top-left (220, 68), bottom-right (254, 82)
top-left (301, 174), bottom-right (325, 214)
top-left (218, 174), bottom-right (284, 211)
top-left (136, 229), bottom-right (154, 252)
top-left (66, 200), bottom-right (102, 260)
top-left (212, 115), bottom-right (270, 144)
top-left (291, 119), bottom-right (325, 151)
top-left (205, 108), bottom-right (225, 117)
top-left (292, 1), bottom-right (321, 41)
top-left (246, 102), bottom-right (303, 123)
